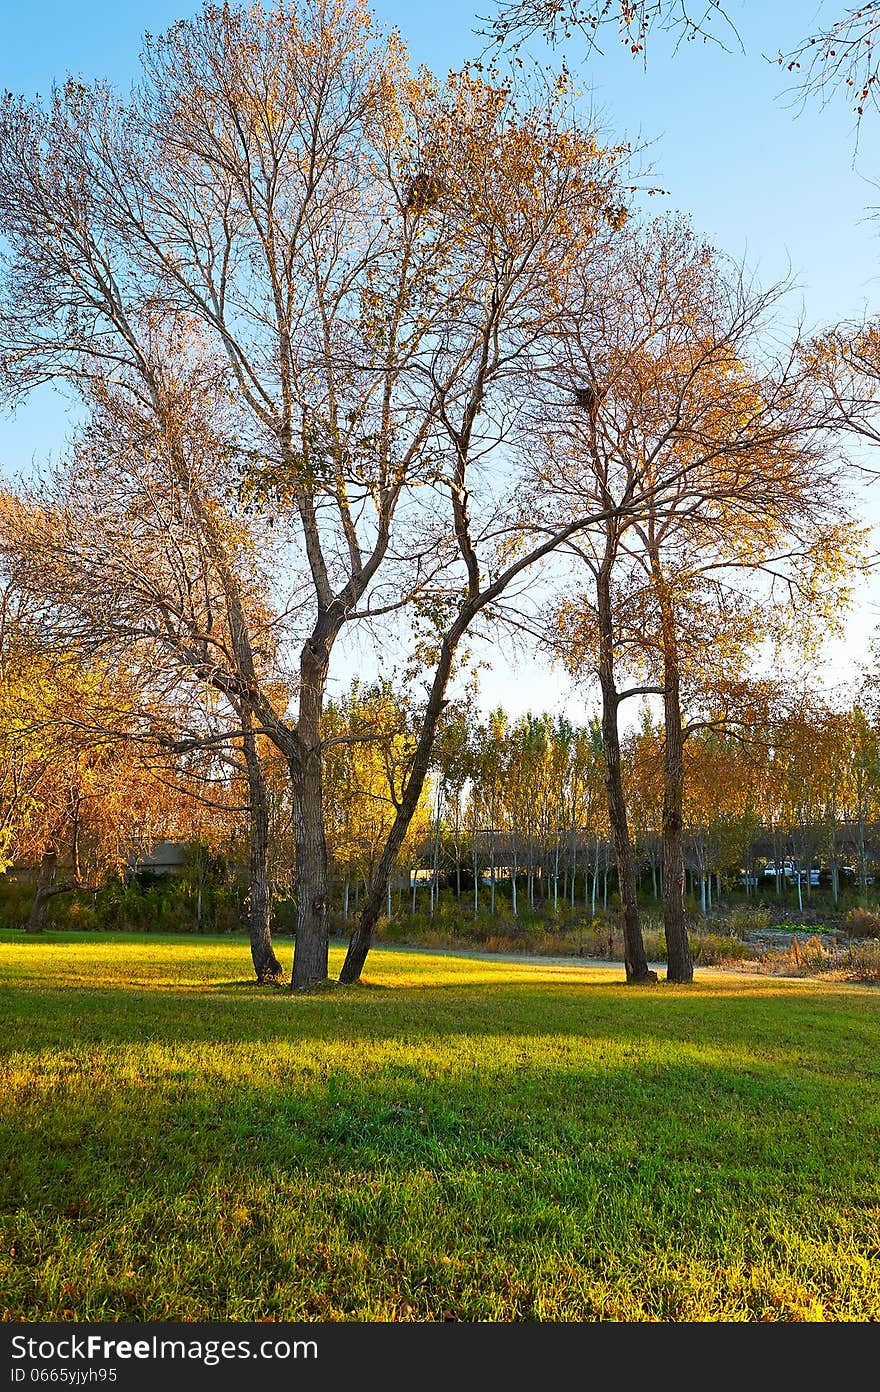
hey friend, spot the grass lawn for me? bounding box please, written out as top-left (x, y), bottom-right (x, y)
top-left (0, 930), bottom-right (878, 1322)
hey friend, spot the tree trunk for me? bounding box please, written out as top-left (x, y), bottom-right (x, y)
top-left (828, 779), bottom-right (839, 906)
top-left (473, 813), bottom-right (479, 918)
top-left (596, 553), bottom-right (654, 983)
top-left (289, 748), bottom-right (329, 987)
top-left (653, 558), bottom-right (693, 984)
top-left (858, 798), bottom-right (867, 893)
top-left (455, 828), bottom-right (461, 902)
top-left (591, 837), bottom-right (599, 915)
top-left (339, 629), bottom-right (463, 983)
top-left (288, 638), bottom-right (331, 989)
top-left (241, 712), bottom-right (284, 984)
top-left (431, 783), bottom-right (442, 917)
top-left (488, 786), bottom-right (496, 915)
top-left (26, 848), bottom-right (59, 933)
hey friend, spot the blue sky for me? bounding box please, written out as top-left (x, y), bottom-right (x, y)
top-left (2, 0), bottom-right (879, 715)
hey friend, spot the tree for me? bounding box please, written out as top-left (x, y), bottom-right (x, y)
top-left (0, 617), bottom-right (195, 931)
top-left (557, 517), bottom-right (657, 981)
top-left (0, 0), bottom-right (637, 987)
top-left (487, 0), bottom-right (739, 58)
top-left (322, 680), bottom-right (431, 919)
top-left (0, 366), bottom-right (292, 979)
top-left (681, 725), bottom-right (763, 911)
top-left (488, 0), bottom-right (880, 126)
top-left (777, 4), bottom-right (880, 124)
top-left (430, 706), bottom-right (473, 906)
top-left (531, 216), bottom-right (860, 980)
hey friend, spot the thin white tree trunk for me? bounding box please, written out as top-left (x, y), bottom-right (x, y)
top-left (431, 784), bottom-right (442, 918)
top-left (591, 837), bottom-right (599, 915)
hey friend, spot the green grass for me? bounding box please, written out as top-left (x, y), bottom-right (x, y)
top-left (1, 930), bottom-right (878, 1322)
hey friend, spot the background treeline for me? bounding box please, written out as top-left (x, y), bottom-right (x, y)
top-left (4, 673), bottom-right (880, 956)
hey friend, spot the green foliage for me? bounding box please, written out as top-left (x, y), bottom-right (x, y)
top-left (0, 867), bottom-right (248, 936)
top-left (270, 896), bottom-right (297, 936)
top-left (0, 876), bottom-right (33, 930)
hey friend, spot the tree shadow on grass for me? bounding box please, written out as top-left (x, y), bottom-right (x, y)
top-left (3, 972), bottom-right (879, 1068)
top-left (1, 1050), bottom-right (878, 1321)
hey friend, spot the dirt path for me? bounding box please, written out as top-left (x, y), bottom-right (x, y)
top-left (363, 939), bottom-right (736, 977)
top-left (360, 939), bottom-right (879, 986)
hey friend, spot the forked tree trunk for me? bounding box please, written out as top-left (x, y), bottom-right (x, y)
top-left (26, 848), bottom-right (59, 933)
top-left (26, 847), bottom-right (84, 932)
top-left (241, 712), bottom-right (283, 984)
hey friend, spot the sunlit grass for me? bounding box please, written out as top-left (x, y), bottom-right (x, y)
top-left (1, 930), bottom-right (878, 1321)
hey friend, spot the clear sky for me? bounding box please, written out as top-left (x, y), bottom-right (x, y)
top-left (2, 0), bottom-right (880, 719)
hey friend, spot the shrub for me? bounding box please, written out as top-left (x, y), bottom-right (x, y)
top-left (749, 933), bottom-right (840, 978)
top-left (0, 875), bottom-right (34, 930)
top-left (725, 903), bottom-right (773, 935)
top-left (691, 933), bottom-right (755, 965)
top-left (271, 897), bottom-right (298, 936)
top-left (62, 899), bottom-right (100, 932)
top-left (92, 878), bottom-right (149, 931)
top-left (744, 933), bottom-right (880, 985)
top-left (845, 906), bottom-right (880, 938)
top-left (831, 939), bottom-right (880, 984)
top-left (640, 928), bottom-right (665, 962)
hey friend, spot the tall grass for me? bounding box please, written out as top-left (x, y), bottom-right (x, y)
top-left (1, 931), bottom-right (878, 1321)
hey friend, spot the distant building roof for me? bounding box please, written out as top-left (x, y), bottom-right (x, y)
top-left (129, 840), bottom-right (188, 874)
